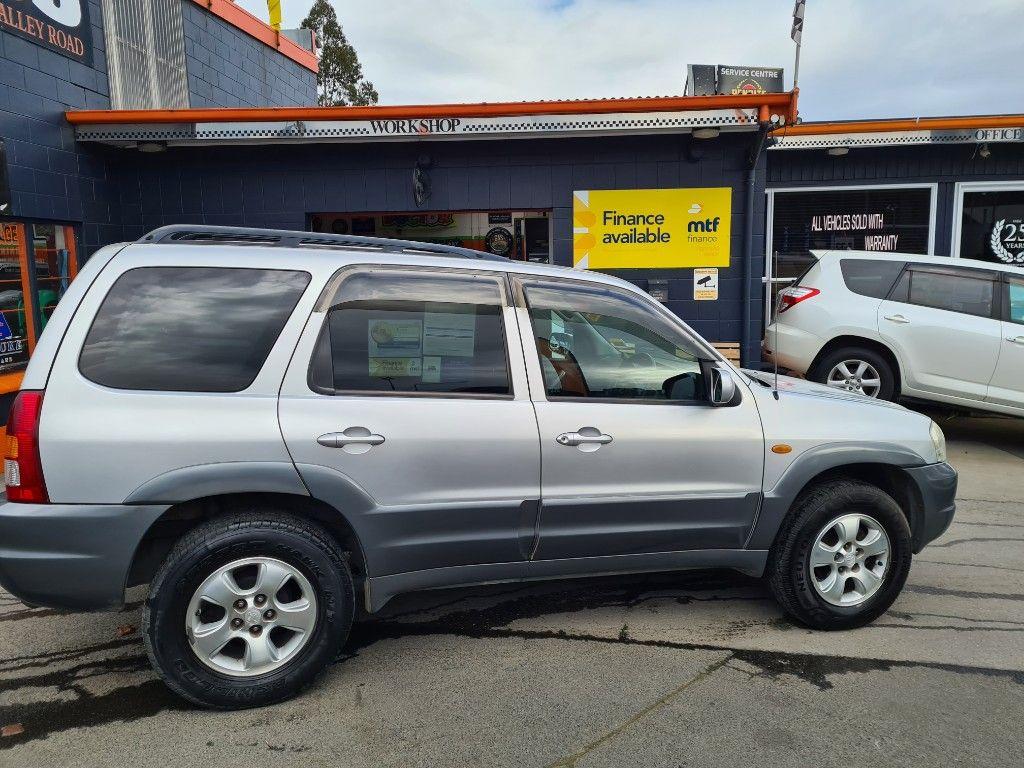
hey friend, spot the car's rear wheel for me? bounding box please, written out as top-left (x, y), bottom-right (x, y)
top-left (768, 479), bottom-right (912, 630)
top-left (811, 346), bottom-right (896, 400)
top-left (143, 511), bottom-right (354, 709)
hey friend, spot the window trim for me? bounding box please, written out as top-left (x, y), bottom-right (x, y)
top-left (513, 274), bottom-right (718, 406)
top-left (886, 262), bottom-right (1002, 321)
top-left (77, 265), bottom-right (312, 393)
top-left (306, 265), bottom-right (515, 401)
top-left (951, 180), bottom-right (1024, 261)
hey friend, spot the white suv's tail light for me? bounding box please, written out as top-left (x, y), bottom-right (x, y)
top-left (777, 286), bottom-right (820, 314)
top-left (5, 390), bottom-right (48, 503)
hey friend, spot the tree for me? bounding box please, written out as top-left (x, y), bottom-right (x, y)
top-left (301, 0), bottom-right (378, 107)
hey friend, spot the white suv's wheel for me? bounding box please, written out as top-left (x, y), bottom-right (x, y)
top-left (812, 346), bottom-right (896, 401)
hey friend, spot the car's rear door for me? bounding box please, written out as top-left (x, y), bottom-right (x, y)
top-left (513, 275), bottom-right (764, 561)
top-left (876, 264), bottom-right (1002, 402)
top-left (278, 265), bottom-right (541, 579)
top-left (987, 273), bottom-right (1024, 409)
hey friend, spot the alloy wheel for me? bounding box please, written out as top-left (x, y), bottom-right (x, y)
top-left (825, 359), bottom-right (882, 397)
top-left (186, 556), bottom-right (319, 677)
top-left (808, 514), bottom-right (890, 607)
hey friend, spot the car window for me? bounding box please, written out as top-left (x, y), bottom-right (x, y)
top-left (1008, 278), bottom-right (1024, 325)
top-left (79, 267), bottom-right (310, 392)
top-left (310, 270), bottom-right (510, 396)
top-left (523, 280), bottom-right (706, 402)
top-left (840, 258), bottom-right (907, 299)
top-left (904, 269), bottom-right (994, 318)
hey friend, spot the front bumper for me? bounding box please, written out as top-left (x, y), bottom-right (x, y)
top-left (904, 462), bottom-right (958, 552)
top-left (0, 502), bottom-right (168, 610)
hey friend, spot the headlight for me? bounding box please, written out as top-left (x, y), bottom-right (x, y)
top-left (929, 420), bottom-right (947, 463)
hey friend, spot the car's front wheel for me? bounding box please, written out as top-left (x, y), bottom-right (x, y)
top-left (143, 511), bottom-right (354, 709)
top-left (768, 479), bottom-right (912, 630)
top-left (811, 346), bottom-right (896, 400)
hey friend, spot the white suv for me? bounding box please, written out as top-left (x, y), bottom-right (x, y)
top-left (764, 251), bottom-right (1024, 415)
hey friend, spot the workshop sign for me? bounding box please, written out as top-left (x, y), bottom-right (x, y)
top-left (0, 0), bottom-right (92, 65)
top-left (573, 188), bottom-right (732, 269)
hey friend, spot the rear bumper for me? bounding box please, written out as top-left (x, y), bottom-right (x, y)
top-left (0, 502), bottom-right (168, 610)
top-left (761, 323), bottom-right (823, 374)
top-left (905, 462), bottom-right (958, 553)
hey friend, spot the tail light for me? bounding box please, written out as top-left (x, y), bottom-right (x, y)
top-left (4, 390), bottom-right (48, 503)
top-left (777, 286), bottom-right (820, 314)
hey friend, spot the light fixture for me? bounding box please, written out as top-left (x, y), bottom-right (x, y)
top-left (978, 143), bottom-right (991, 159)
top-left (826, 146), bottom-right (849, 156)
top-left (692, 127), bottom-right (720, 140)
top-left (138, 142), bottom-right (166, 153)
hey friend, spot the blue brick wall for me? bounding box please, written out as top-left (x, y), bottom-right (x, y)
top-left (104, 133), bottom-right (766, 354)
top-left (767, 143), bottom-right (1024, 256)
top-left (0, 0), bottom-right (112, 252)
top-left (182, 1), bottom-right (317, 108)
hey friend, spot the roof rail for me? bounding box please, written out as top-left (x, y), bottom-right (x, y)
top-left (137, 225), bottom-right (510, 262)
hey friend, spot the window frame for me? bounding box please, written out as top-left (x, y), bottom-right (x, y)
top-left (511, 274), bottom-right (722, 407)
top-left (951, 180), bottom-right (1024, 260)
top-left (884, 262), bottom-right (1002, 321)
top-left (307, 264), bottom-right (516, 401)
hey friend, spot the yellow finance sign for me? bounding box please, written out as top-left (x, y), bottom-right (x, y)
top-left (573, 188), bottom-right (732, 269)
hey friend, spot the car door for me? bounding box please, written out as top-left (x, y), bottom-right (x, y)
top-left (278, 266), bottom-right (540, 578)
top-left (877, 265), bottom-right (1002, 402)
top-left (987, 274), bottom-right (1024, 409)
top-left (514, 276), bottom-right (765, 561)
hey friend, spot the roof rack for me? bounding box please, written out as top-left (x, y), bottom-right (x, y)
top-left (138, 225), bottom-right (510, 262)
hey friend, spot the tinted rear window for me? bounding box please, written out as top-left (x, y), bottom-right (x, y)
top-left (80, 267), bottom-right (310, 392)
top-left (840, 258), bottom-right (907, 299)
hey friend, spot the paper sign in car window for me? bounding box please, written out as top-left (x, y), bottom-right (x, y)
top-left (368, 319), bottom-right (422, 357)
top-left (423, 311), bottom-right (476, 357)
top-left (368, 357), bottom-right (422, 378)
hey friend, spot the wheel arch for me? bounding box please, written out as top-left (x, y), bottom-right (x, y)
top-left (749, 446), bottom-right (928, 553)
top-left (808, 335), bottom-right (903, 396)
top-left (126, 491), bottom-right (369, 594)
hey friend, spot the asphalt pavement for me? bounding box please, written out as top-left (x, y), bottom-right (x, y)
top-left (1, 411), bottom-right (1022, 767)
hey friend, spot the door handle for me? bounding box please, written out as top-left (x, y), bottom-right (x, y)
top-left (1007, 336), bottom-right (1024, 345)
top-left (556, 431), bottom-right (613, 447)
top-left (883, 314), bottom-right (910, 324)
top-left (317, 431), bottom-right (385, 448)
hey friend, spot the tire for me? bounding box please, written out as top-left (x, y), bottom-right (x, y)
top-left (143, 511), bottom-right (354, 709)
top-left (768, 480), bottom-right (912, 631)
top-left (810, 346), bottom-right (897, 401)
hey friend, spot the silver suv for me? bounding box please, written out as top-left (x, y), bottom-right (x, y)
top-left (0, 226), bottom-right (957, 709)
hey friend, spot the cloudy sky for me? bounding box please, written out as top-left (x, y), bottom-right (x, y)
top-left (238, 0), bottom-right (1022, 120)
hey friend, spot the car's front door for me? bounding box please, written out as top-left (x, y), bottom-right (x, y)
top-left (514, 277), bottom-right (765, 561)
top-left (877, 265), bottom-right (1002, 402)
top-left (988, 274), bottom-right (1024, 409)
top-left (279, 266), bottom-right (540, 578)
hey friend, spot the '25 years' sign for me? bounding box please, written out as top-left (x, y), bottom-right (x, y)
top-left (0, 0), bottom-right (93, 65)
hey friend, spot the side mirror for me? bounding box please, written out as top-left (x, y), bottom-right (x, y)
top-left (709, 367), bottom-right (738, 407)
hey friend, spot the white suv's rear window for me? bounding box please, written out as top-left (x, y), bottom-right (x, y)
top-left (839, 258), bottom-right (907, 299)
top-left (79, 267), bottom-right (310, 392)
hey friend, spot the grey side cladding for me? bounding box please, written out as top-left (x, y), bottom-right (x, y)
top-left (124, 462), bottom-right (309, 504)
top-left (365, 549), bottom-right (769, 612)
top-left (296, 463), bottom-right (530, 578)
top-left (746, 442), bottom-right (930, 551)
